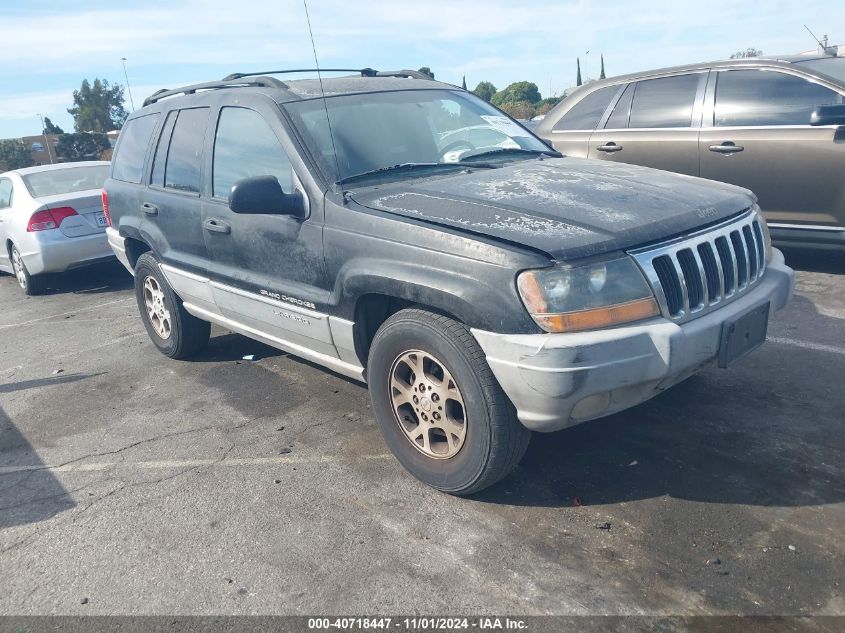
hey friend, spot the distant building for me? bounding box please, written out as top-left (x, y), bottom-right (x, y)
top-left (21, 134), bottom-right (60, 166)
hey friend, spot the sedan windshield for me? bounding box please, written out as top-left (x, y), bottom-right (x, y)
top-left (23, 165), bottom-right (110, 198)
top-left (284, 89), bottom-right (554, 184)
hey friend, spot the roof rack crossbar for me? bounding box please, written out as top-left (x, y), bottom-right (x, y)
top-left (142, 76), bottom-right (287, 107)
top-left (223, 68), bottom-right (380, 80)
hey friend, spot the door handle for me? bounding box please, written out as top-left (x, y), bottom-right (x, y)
top-left (203, 218), bottom-right (231, 234)
top-left (141, 202), bottom-right (159, 216)
top-left (597, 142), bottom-right (623, 153)
top-left (709, 142), bottom-right (744, 154)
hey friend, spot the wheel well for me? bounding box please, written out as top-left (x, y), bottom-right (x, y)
top-left (353, 293), bottom-right (466, 364)
top-left (5, 239), bottom-right (12, 258)
top-left (124, 237), bottom-right (151, 270)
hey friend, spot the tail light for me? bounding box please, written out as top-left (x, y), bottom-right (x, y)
top-left (27, 206), bottom-right (78, 232)
top-left (101, 189), bottom-right (111, 227)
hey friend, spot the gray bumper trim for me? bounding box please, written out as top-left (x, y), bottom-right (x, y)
top-left (472, 248), bottom-right (794, 433)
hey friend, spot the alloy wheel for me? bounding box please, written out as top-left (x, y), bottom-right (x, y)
top-left (143, 275), bottom-right (172, 340)
top-left (389, 350), bottom-right (467, 459)
top-left (11, 248), bottom-right (27, 291)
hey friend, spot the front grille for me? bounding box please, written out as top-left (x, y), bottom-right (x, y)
top-left (629, 210), bottom-right (767, 323)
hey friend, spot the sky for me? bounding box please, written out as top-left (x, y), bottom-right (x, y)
top-left (1, 0), bottom-right (843, 138)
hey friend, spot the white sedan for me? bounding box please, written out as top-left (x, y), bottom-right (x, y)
top-left (0, 161), bottom-right (113, 295)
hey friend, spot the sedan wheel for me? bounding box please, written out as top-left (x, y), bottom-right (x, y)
top-left (11, 247), bottom-right (27, 291)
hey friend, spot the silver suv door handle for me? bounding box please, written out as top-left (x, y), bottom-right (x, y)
top-left (709, 142), bottom-right (744, 154)
top-left (596, 142), bottom-right (623, 153)
top-left (203, 218), bottom-right (231, 234)
top-left (141, 202), bottom-right (159, 216)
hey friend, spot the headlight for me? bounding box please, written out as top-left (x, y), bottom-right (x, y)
top-left (517, 255), bottom-right (659, 333)
top-left (754, 206), bottom-right (773, 262)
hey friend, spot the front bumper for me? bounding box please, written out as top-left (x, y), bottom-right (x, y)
top-left (21, 230), bottom-right (114, 275)
top-left (472, 248), bottom-right (794, 433)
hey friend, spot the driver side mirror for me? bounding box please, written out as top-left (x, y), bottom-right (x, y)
top-left (228, 175), bottom-right (305, 218)
top-left (810, 104), bottom-right (845, 126)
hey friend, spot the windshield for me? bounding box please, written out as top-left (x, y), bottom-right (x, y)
top-left (23, 165), bottom-right (110, 198)
top-left (284, 89), bottom-right (552, 184)
top-left (794, 57), bottom-right (845, 85)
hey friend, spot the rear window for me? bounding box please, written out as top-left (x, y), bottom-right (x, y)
top-left (22, 165), bottom-right (110, 198)
top-left (164, 108), bottom-right (208, 194)
top-left (628, 74), bottom-right (700, 128)
top-left (552, 86), bottom-right (617, 131)
top-left (112, 113), bottom-right (160, 183)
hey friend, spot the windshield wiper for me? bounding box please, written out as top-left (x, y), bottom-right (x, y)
top-left (335, 161), bottom-right (495, 185)
top-left (458, 147), bottom-right (561, 162)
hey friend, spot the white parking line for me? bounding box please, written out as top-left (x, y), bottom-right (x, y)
top-left (0, 454), bottom-right (392, 474)
top-left (0, 297), bottom-right (134, 331)
top-left (769, 336), bottom-right (845, 356)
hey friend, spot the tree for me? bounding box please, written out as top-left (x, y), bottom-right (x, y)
top-left (67, 78), bottom-right (128, 132)
top-left (417, 67), bottom-right (435, 80)
top-left (473, 81), bottom-right (497, 102)
top-left (491, 81), bottom-right (542, 107)
top-left (599, 55), bottom-right (606, 80)
top-left (55, 132), bottom-right (111, 162)
top-left (0, 139), bottom-right (34, 171)
top-left (576, 58), bottom-right (583, 86)
top-left (730, 48), bottom-right (762, 59)
top-left (42, 117), bottom-right (64, 135)
top-left (497, 101), bottom-right (536, 120)
top-left (461, 75), bottom-right (467, 90)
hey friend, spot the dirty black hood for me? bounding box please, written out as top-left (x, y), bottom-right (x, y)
top-left (351, 157), bottom-right (755, 261)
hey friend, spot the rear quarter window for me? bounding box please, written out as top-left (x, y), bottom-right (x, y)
top-left (552, 86), bottom-right (617, 131)
top-left (112, 113), bottom-right (160, 183)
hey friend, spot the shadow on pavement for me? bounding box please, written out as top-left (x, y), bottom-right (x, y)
top-left (38, 260), bottom-right (132, 296)
top-left (0, 403), bottom-right (75, 529)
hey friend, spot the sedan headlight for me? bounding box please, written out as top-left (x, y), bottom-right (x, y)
top-left (754, 206), bottom-right (773, 262)
top-left (517, 256), bottom-right (659, 333)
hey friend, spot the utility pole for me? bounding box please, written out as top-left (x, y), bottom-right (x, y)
top-left (36, 113), bottom-right (54, 165)
top-left (121, 57), bottom-right (136, 111)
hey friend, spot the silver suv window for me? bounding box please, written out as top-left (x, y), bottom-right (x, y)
top-left (628, 74), bottom-right (700, 128)
top-left (552, 86), bottom-right (617, 131)
top-left (714, 69), bottom-right (844, 127)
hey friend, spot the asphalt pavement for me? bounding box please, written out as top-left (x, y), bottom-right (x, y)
top-left (0, 251), bottom-right (843, 615)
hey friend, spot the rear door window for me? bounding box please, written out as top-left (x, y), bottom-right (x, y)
top-left (628, 74), bottom-right (700, 128)
top-left (164, 108), bottom-right (209, 194)
top-left (150, 111), bottom-right (177, 187)
top-left (552, 86), bottom-right (617, 131)
top-left (714, 69), bottom-right (845, 127)
top-left (0, 178), bottom-right (12, 208)
top-left (112, 113), bottom-right (160, 183)
top-left (212, 107), bottom-right (293, 198)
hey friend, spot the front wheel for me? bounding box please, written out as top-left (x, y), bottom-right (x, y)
top-left (134, 253), bottom-right (210, 359)
top-left (367, 309), bottom-right (530, 495)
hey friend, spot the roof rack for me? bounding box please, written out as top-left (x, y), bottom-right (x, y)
top-left (142, 76), bottom-right (287, 107)
top-left (143, 68), bottom-right (436, 107)
top-left (223, 68), bottom-right (434, 81)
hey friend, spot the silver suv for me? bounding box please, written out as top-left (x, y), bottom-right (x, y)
top-left (536, 54), bottom-right (845, 252)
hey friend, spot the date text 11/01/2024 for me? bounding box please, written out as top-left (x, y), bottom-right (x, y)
top-left (307, 618), bottom-right (528, 630)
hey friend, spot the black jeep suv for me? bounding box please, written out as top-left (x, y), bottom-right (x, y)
top-left (104, 69), bottom-right (794, 495)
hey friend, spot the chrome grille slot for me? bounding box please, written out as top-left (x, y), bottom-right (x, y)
top-left (628, 210), bottom-right (767, 324)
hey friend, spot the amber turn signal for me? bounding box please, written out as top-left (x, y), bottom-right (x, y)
top-left (532, 297), bottom-right (660, 333)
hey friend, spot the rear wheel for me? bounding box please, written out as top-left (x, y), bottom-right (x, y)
top-left (134, 253), bottom-right (210, 359)
top-left (367, 308), bottom-right (530, 495)
top-left (10, 245), bottom-right (45, 296)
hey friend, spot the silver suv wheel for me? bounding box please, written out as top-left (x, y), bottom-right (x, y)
top-left (389, 349), bottom-right (467, 459)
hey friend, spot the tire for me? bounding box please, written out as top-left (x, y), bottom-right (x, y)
top-left (134, 253), bottom-right (210, 359)
top-left (367, 308), bottom-right (531, 495)
top-left (10, 245), bottom-right (45, 296)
